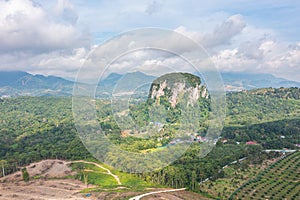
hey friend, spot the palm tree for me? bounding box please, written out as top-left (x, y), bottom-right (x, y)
top-left (0, 160), bottom-right (7, 177)
top-left (83, 171), bottom-right (89, 188)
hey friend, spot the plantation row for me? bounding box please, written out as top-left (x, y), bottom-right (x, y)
top-left (230, 151), bottom-right (300, 200)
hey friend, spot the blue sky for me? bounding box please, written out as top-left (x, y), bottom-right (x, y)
top-left (0, 0), bottom-right (299, 81)
top-left (69, 0), bottom-right (300, 41)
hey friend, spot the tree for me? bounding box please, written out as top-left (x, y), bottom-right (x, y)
top-left (83, 171), bottom-right (89, 188)
top-left (22, 168), bottom-right (30, 182)
top-left (0, 160), bottom-right (7, 177)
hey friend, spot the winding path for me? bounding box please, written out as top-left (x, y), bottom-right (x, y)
top-left (69, 160), bottom-right (122, 185)
top-left (129, 188), bottom-right (186, 200)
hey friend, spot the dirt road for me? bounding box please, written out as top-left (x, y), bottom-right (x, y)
top-left (69, 160), bottom-right (122, 185)
top-left (129, 188), bottom-right (186, 200)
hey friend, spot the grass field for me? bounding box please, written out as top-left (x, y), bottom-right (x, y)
top-left (71, 160), bottom-right (161, 192)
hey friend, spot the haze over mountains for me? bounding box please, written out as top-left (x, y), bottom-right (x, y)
top-left (0, 71), bottom-right (299, 97)
top-left (0, 71), bottom-right (74, 97)
top-left (220, 72), bottom-right (300, 91)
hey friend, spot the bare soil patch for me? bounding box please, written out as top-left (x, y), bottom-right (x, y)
top-left (0, 179), bottom-right (94, 200)
top-left (141, 190), bottom-right (212, 200)
top-left (1, 159), bottom-right (75, 182)
top-left (0, 160), bottom-right (96, 199)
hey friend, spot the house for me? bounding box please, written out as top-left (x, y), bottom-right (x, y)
top-left (246, 141), bottom-right (257, 145)
top-left (195, 136), bottom-right (207, 142)
top-left (221, 138), bottom-right (228, 143)
top-left (169, 139), bottom-right (183, 145)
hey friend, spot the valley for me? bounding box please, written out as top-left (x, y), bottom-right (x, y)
top-left (0, 73), bottom-right (299, 199)
top-left (1, 0), bottom-right (299, 199)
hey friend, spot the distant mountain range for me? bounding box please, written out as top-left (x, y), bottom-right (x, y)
top-left (99, 71), bottom-right (156, 95)
top-left (0, 71), bottom-right (299, 97)
top-left (220, 72), bottom-right (300, 91)
top-left (0, 71), bottom-right (74, 97)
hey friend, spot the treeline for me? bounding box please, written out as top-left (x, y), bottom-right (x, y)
top-left (138, 143), bottom-right (276, 192)
top-left (247, 87), bottom-right (300, 99)
top-left (222, 119), bottom-right (300, 149)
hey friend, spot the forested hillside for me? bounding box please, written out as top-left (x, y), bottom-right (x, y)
top-left (226, 87), bottom-right (300, 126)
top-left (0, 97), bottom-right (90, 175)
top-left (0, 87), bottom-right (299, 194)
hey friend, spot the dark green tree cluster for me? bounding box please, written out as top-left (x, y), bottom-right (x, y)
top-left (222, 119), bottom-right (300, 149)
top-left (226, 88), bottom-right (300, 126)
top-left (0, 97), bottom-right (91, 175)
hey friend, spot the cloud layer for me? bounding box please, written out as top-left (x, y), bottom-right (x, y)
top-left (0, 0), bottom-right (89, 53)
top-left (0, 0), bottom-right (299, 81)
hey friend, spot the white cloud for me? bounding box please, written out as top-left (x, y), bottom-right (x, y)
top-left (175, 15), bottom-right (246, 48)
top-left (263, 42), bottom-right (300, 81)
top-left (201, 14), bottom-right (247, 48)
top-left (0, 0), bottom-right (299, 82)
top-left (0, 0), bottom-right (89, 53)
top-left (33, 48), bottom-right (89, 77)
top-left (172, 15), bottom-right (300, 81)
top-left (53, 0), bottom-right (78, 25)
top-left (79, 14), bottom-right (300, 82)
top-left (145, 1), bottom-right (161, 15)
top-left (0, 47), bottom-right (91, 79)
top-left (212, 40), bottom-right (300, 81)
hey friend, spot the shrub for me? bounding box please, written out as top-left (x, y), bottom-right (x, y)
top-left (22, 168), bottom-right (29, 182)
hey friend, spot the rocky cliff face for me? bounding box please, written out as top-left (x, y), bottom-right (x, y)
top-left (149, 73), bottom-right (209, 108)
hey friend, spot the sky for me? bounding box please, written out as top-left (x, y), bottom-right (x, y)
top-left (0, 0), bottom-right (300, 81)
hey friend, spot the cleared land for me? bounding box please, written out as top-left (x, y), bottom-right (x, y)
top-left (0, 179), bottom-right (92, 200)
top-left (0, 159), bottom-right (207, 200)
top-left (0, 160), bottom-right (95, 200)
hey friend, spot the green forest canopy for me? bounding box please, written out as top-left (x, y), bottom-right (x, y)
top-left (0, 87), bottom-right (299, 192)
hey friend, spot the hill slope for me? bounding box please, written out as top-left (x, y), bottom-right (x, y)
top-left (221, 72), bottom-right (300, 91)
top-left (0, 71), bottom-right (74, 97)
top-left (230, 151), bottom-right (300, 200)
